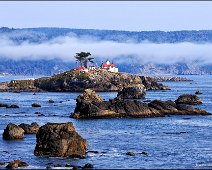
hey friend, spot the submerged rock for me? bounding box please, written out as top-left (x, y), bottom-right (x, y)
top-left (32, 103), bottom-right (41, 107)
top-left (34, 122), bottom-right (87, 157)
top-left (0, 103), bottom-right (8, 108)
top-left (71, 89), bottom-right (209, 119)
top-left (175, 94), bottom-right (202, 105)
top-left (117, 85), bottom-right (146, 99)
top-left (48, 99), bottom-right (54, 103)
top-left (6, 104), bottom-right (19, 108)
top-left (6, 160), bottom-right (28, 169)
top-left (126, 152), bottom-right (135, 156)
top-left (83, 163), bottom-right (93, 169)
top-left (87, 150), bottom-right (99, 154)
top-left (0, 104), bottom-right (19, 108)
top-left (19, 122), bottom-right (39, 134)
top-left (140, 151), bottom-right (148, 155)
top-left (195, 91), bottom-right (203, 95)
top-left (3, 123), bottom-right (24, 140)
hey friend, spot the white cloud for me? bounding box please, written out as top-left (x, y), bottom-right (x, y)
top-left (0, 36), bottom-right (211, 64)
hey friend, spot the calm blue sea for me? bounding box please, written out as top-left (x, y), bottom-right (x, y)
top-left (0, 75), bottom-right (211, 169)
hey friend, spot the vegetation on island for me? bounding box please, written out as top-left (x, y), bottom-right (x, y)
top-left (75, 52), bottom-right (94, 68)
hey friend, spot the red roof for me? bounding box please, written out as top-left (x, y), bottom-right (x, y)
top-left (75, 66), bottom-right (87, 70)
top-left (102, 63), bottom-right (115, 67)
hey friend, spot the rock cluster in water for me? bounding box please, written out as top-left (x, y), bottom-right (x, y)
top-left (34, 122), bottom-right (87, 157)
top-left (2, 122), bottom-right (40, 140)
top-left (71, 89), bottom-right (209, 119)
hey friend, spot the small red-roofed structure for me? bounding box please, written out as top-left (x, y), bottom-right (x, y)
top-left (101, 60), bottom-right (118, 72)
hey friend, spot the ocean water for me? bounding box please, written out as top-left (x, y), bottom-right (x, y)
top-left (0, 75), bottom-right (211, 169)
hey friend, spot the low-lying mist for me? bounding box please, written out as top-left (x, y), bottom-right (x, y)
top-left (0, 35), bottom-right (212, 65)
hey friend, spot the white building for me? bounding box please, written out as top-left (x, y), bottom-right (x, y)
top-left (101, 60), bottom-right (118, 73)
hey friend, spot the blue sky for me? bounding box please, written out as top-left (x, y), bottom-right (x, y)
top-left (0, 1), bottom-right (212, 31)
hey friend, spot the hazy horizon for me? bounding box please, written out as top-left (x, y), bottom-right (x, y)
top-left (2, 26), bottom-right (212, 32)
top-left (1, 1), bottom-right (212, 31)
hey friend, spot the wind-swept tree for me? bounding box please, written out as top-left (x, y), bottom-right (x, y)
top-left (75, 52), bottom-right (94, 68)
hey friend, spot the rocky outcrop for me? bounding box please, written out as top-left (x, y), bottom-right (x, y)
top-left (175, 94), bottom-right (202, 105)
top-left (0, 70), bottom-right (170, 92)
top-left (6, 160), bottom-right (28, 169)
top-left (3, 123), bottom-right (24, 140)
top-left (34, 122), bottom-right (87, 157)
top-left (18, 122), bottom-right (39, 134)
top-left (71, 90), bottom-right (209, 119)
top-left (117, 85), bottom-right (146, 99)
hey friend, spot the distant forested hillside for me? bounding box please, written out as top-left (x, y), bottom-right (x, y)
top-left (0, 27), bottom-right (212, 75)
top-left (1, 27), bottom-right (212, 43)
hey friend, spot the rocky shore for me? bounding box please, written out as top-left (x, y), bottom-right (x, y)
top-left (71, 89), bottom-right (210, 119)
top-left (0, 70), bottom-right (170, 92)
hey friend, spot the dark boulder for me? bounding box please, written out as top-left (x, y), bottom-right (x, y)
top-left (117, 85), bottom-right (146, 99)
top-left (175, 94), bottom-right (202, 105)
top-left (34, 122), bottom-right (87, 157)
top-left (32, 103), bottom-right (41, 107)
top-left (6, 160), bottom-right (28, 169)
top-left (3, 123), bottom-right (24, 140)
top-left (19, 122), bottom-right (39, 134)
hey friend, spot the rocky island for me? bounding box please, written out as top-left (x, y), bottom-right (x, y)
top-left (0, 69), bottom-right (170, 92)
